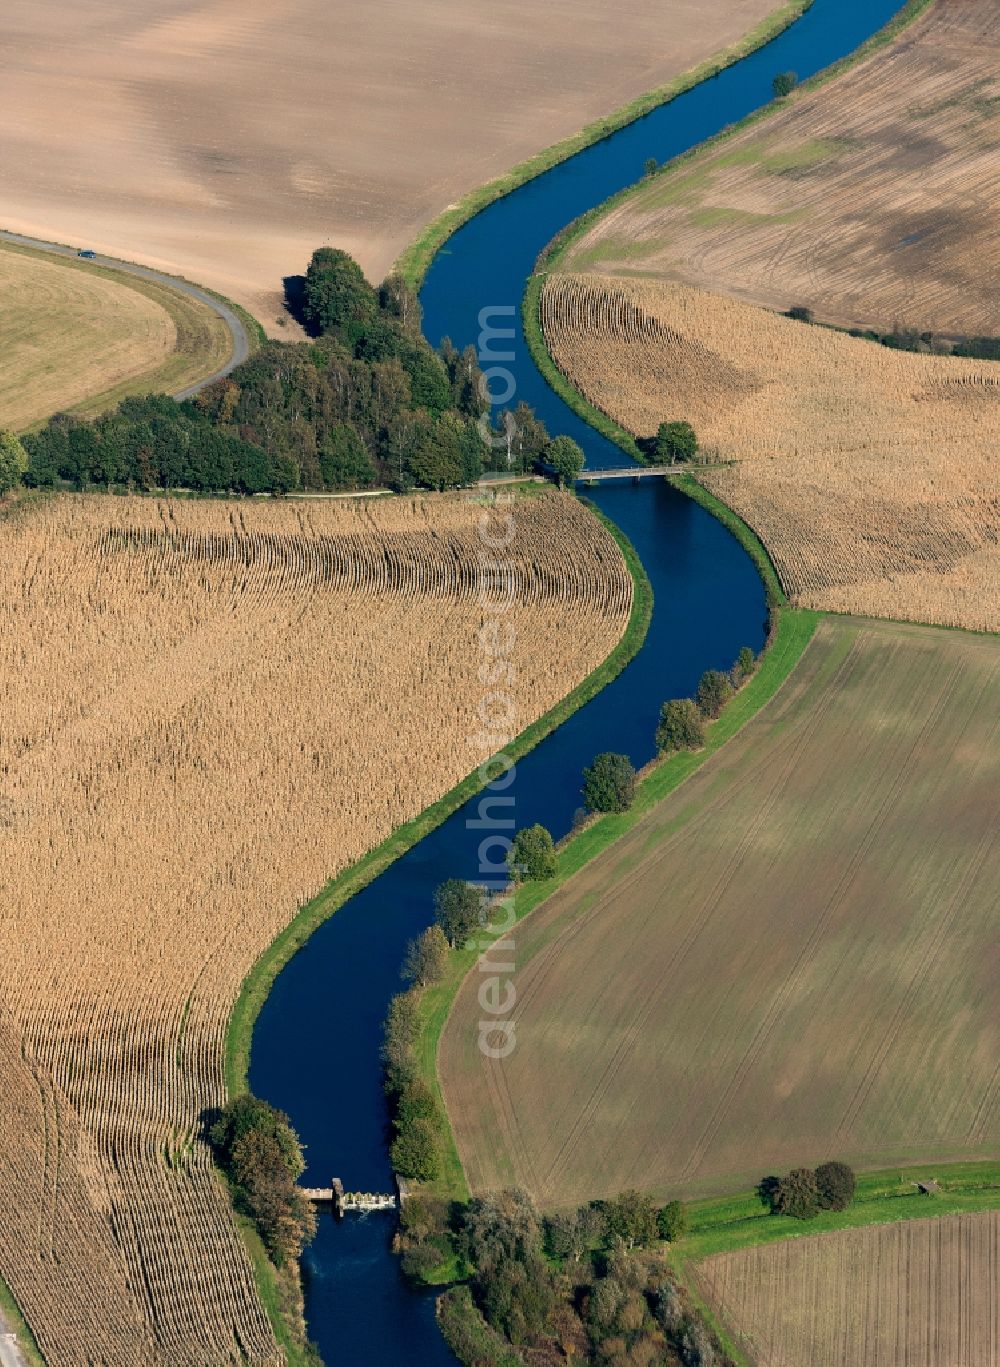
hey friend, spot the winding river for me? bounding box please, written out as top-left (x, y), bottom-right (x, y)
top-left (250, 0), bottom-right (908, 1360)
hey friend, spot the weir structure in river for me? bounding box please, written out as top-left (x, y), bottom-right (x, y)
top-left (301, 1177), bottom-right (397, 1216)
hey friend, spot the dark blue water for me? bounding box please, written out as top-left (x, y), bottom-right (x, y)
top-left (251, 1), bottom-right (905, 1361)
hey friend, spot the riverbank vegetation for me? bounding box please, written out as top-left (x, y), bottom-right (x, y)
top-left (0, 489), bottom-right (631, 1364)
top-left (13, 248), bottom-right (565, 498)
top-left (542, 274), bottom-right (1000, 631)
top-left (0, 240), bottom-right (234, 433)
top-left (439, 615), bottom-right (1000, 1206)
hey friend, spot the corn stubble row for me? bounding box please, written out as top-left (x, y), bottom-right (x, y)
top-left (696, 1209), bottom-right (1000, 1366)
top-left (0, 492), bottom-right (631, 1365)
top-left (543, 273), bottom-right (999, 631)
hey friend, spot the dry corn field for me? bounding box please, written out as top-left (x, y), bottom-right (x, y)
top-left (0, 490), bottom-right (631, 1365)
top-left (543, 274), bottom-right (1000, 631)
top-left (559, 0), bottom-right (1000, 337)
top-left (695, 1209), bottom-right (1000, 1366)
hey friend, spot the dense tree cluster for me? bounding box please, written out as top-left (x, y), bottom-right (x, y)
top-left (16, 248), bottom-right (563, 497)
top-left (209, 1094), bottom-right (316, 1267)
top-left (758, 1161), bottom-right (857, 1220)
top-left (431, 1186), bottom-right (727, 1366)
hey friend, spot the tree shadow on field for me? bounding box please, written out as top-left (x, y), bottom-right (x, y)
top-left (282, 274), bottom-right (314, 334)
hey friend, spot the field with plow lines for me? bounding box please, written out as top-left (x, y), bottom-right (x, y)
top-left (440, 615), bottom-right (1000, 1208)
top-left (559, 0), bottom-right (1000, 337)
top-left (542, 273), bottom-right (1000, 631)
top-left (695, 1209), bottom-right (1000, 1366)
top-left (0, 491), bottom-right (631, 1364)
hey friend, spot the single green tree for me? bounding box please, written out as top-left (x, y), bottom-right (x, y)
top-left (434, 879), bottom-right (485, 947)
top-left (773, 71), bottom-right (798, 98)
top-left (774, 1167), bottom-right (821, 1220)
top-left (582, 752), bottom-right (637, 813)
top-left (546, 435), bottom-right (584, 487)
top-left (644, 157), bottom-right (658, 177)
top-left (655, 698), bottom-right (705, 753)
top-left (604, 1190), bottom-right (659, 1248)
top-left (0, 430), bottom-right (28, 494)
top-left (402, 924), bottom-right (450, 986)
top-left (508, 824), bottom-right (558, 881)
top-left (815, 1161), bottom-right (856, 1212)
top-left (390, 1116), bottom-right (441, 1181)
top-left (653, 420), bottom-right (698, 464)
top-left (301, 246), bottom-right (378, 336)
top-left (656, 1200), bottom-right (688, 1242)
top-left (697, 669), bottom-right (734, 719)
top-left (732, 645), bottom-right (757, 685)
top-left (319, 422), bottom-right (375, 489)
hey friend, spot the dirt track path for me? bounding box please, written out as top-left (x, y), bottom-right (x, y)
top-left (0, 229), bottom-right (250, 399)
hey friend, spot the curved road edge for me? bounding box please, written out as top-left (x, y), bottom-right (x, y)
top-left (0, 229), bottom-right (252, 401)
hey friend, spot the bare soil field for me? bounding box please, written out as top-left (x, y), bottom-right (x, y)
top-left (543, 274), bottom-right (1000, 631)
top-left (439, 615), bottom-right (1000, 1208)
top-left (0, 491), bottom-right (631, 1365)
top-left (560, 0), bottom-right (1000, 337)
top-left (696, 1209), bottom-right (1000, 1366)
top-left (0, 243), bottom-right (231, 431)
top-left (0, 0), bottom-right (781, 328)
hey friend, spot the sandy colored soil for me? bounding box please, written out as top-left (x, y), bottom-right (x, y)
top-left (0, 491), bottom-right (631, 1365)
top-left (696, 1209), bottom-right (1000, 1366)
top-left (543, 274), bottom-right (1000, 631)
top-left (0, 0), bottom-right (780, 329)
top-left (439, 615), bottom-right (1000, 1207)
top-left (560, 0), bottom-right (1000, 337)
top-left (0, 243), bottom-right (232, 430)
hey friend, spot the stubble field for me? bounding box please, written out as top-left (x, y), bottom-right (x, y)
top-left (0, 0), bottom-right (780, 325)
top-left (559, 0), bottom-right (1000, 337)
top-left (439, 615), bottom-right (1000, 1207)
top-left (696, 1209), bottom-right (1000, 1366)
top-left (0, 491), bottom-right (631, 1364)
top-left (0, 242), bottom-right (232, 431)
top-left (542, 273), bottom-right (1000, 631)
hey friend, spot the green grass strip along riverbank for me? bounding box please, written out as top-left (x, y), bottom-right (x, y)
top-left (671, 1160), bottom-right (1000, 1365)
top-left (393, 0), bottom-right (815, 291)
top-left (412, 602), bottom-right (818, 1220)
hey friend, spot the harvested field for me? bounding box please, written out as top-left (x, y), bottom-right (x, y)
top-left (560, 0), bottom-right (1000, 337)
top-left (0, 491), bottom-right (631, 1364)
top-left (0, 0), bottom-right (781, 326)
top-left (439, 615), bottom-right (1000, 1207)
top-left (542, 274), bottom-right (1000, 631)
top-left (695, 1209), bottom-right (1000, 1366)
top-left (0, 242), bottom-right (231, 431)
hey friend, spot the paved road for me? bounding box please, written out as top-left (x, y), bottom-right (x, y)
top-left (0, 229), bottom-right (251, 399)
top-left (0, 1318), bottom-right (27, 1367)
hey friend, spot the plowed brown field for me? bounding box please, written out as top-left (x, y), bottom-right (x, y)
top-left (696, 1210), bottom-right (1000, 1366)
top-left (0, 0), bottom-right (780, 327)
top-left (542, 274), bottom-right (1000, 631)
top-left (439, 616), bottom-right (1000, 1207)
top-left (0, 491), bottom-right (631, 1364)
top-left (560, 0), bottom-right (1000, 337)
